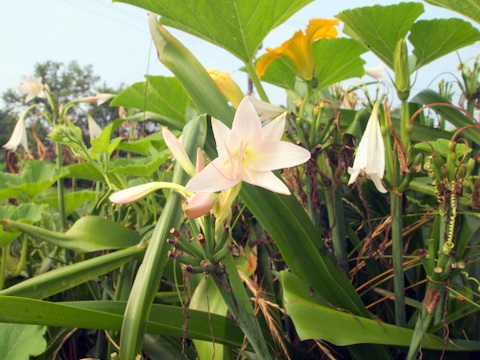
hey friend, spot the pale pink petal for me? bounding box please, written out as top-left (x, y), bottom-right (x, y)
top-left (183, 192), bottom-right (216, 218)
top-left (109, 182), bottom-right (164, 204)
top-left (262, 112), bottom-right (287, 141)
top-left (211, 118), bottom-right (231, 157)
top-left (242, 169), bottom-right (291, 195)
top-left (247, 95), bottom-right (285, 121)
top-left (162, 127), bottom-right (195, 176)
top-left (3, 117), bottom-right (28, 151)
top-left (184, 156), bottom-right (241, 193)
top-left (248, 141), bottom-right (311, 171)
top-left (231, 97), bottom-right (262, 143)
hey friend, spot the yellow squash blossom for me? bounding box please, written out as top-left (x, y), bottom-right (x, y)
top-left (256, 18), bottom-right (339, 81)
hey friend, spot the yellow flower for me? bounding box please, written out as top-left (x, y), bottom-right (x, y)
top-left (207, 69), bottom-right (244, 108)
top-left (256, 18), bottom-right (339, 81)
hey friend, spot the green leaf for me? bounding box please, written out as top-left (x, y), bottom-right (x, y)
top-left (0, 246), bottom-right (144, 299)
top-left (110, 151), bottom-right (170, 177)
top-left (410, 18), bottom-right (480, 70)
top-left (116, 0), bottom-right (314, 63)
top-left (279, 271), bottom-right (480, 350)
top-left (0, 298), bottom-right (245, 348)
top-left (148, 15), bottom-right (234, 122)
top-left (64, 162), bottom-right (104, 182)
top-left (0, 203), bottom-right (48, 247)
top-left (112, 76), bottom-right (190, 126)
top-left (313, 38), bottom-right (367, 90)
top-left (0, 161), bottom-right (68, 201)
top-left (116, 131), bottom-right (166, 156)
top-left (90, 123), bottom-right (122, 156)
top-left (0, 323), bottom-right (46, 360)
top-left (336, 2), bottom-right (424, 68)
top-left (411, 89), bottom-right (480, 144)
top-left (424, 0), bottom-right (480, 24)
top-left (1, 216), bottom-right (141, 252)
top-left (40, 190), bottom-right (98, 216)
top-left (256, 58), bottom-right (297, 90)
top-left (413, 138), bottom-right (471, 158)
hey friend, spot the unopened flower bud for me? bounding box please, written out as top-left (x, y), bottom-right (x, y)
top-left (183, 192), bottom-right (216, 218)
top-left (207, 69), bottom-right (244, 108)
top-left (394, 38), bottom-right (410, 101)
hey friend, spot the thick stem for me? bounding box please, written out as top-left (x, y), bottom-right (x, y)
top-left (391, 191), bottom-right (406, 327)
top-left (56, 142), bottom-right (67, 232)
top-left (0, 246), bottom-right (7, 290)
top-left (245, 62), bottom-right (269, 102)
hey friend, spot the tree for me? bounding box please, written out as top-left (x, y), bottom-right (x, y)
top-left (1, 60), bottom-right (124, 158)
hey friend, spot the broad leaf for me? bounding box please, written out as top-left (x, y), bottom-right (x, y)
top-left (116, 0), bottom-right (314, 62)
top-left (64, 162), bottom-right (104, 182)
top-left (110, 151), bottom-right (170, 177)
top-left (313, 38), bottom-right (366, 90)
top-left (116, 131), bottom-right (166, 156)
top-left (40, 190), bottom-right (97, 216)
top-left (1, 216), bottom-right (141, 252)
top-left (337, 2), bottom-right (424, 68)
top-left (112, 76), bottom-right (190, 126)
top-left (257, 58), bottom-right (297, 90)
top-left (0, 323), bottom-right (46, 360)
top-left (0, 161), bottom-right (68, 201)
top-left (424, 0), bottom-right (480, 24)
top-left (413, 138), bottom-right (471, 158)
top-left (0, 246), bottom-right (144, 299)
top-left (410, 18), bottom-right (480, 70)
top-left (279, 271), bottom-right (480, 351)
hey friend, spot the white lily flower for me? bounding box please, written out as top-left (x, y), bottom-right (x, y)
top-left (247, 95), bottom-right (286, 121)
top-left (347, 101), bottom-right (387, 193)
top-left (109, 182), bottom-right (184, 204)
top-left (3, 117), bottom-right (28, 151)
top-left (365, 63), bottom-right (387, 80)
top-left (16, 75), bottom-right (46, 103)
top-left (184, 97), bottom-right (311, 195)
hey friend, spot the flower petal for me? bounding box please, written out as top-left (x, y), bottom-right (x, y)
top-left (231, 97), bottom-right (262, 144)
top-left (369, 173), bottom-right (388, 193)
top-left (162, 127), bottom-right (196, 177)
top-left (242, 169), bottom-right (291, 195)
top-left (347, 167), bottom-right (361, 185)
top-left (261, 112), bottom-right (287, 140)
top-left (247, 95), bottom-right (285, 121)
top-left (248, 141), bottom-right (311, 171)
top-left (211, 118), bottom-right (231, 157)
top-left (184, 156), bottom-right (241, 193)
top-left (256, 52), bottom-right (282, 77)
top-left (3, 117), bottom-right (28, 151)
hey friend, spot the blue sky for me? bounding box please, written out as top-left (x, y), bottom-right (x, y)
top-left (1, 0), bottom-right (479, 107)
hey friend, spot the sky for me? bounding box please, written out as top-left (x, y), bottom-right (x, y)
top-left (1, 0), bottom-right (480, 108)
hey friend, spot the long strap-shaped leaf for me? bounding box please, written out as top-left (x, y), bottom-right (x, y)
top-left (0, 297), bottom-right (245, 348)
top-left (118, 116), bottom-right (205, 359)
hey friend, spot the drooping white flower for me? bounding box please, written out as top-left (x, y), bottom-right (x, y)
top-left (347, 101), bottom-right (387, 193)
top-left (16, 75), bottom-right (46, 103)
top-left (246, 95), bottom-right (285, 121)
top-left (184, 97), bottom-right (311, 195)
top-left (3, 117), bottom-right (29, 151)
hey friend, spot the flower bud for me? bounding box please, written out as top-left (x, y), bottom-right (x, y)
top-left (183, 192), bottom-right (216, 218)
top-left (207, 70), bottom-right (244, 108)
top-left (394, 38), bottom-right (410, 101)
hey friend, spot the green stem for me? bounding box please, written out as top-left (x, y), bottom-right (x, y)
top-left (11, 235), bottom-right (29, 277)
top-left (212, 253), bottom-right (273, 359)
top-left (0, 246), bottom-right (7, 290)
top-left (330, 189), bottom-right (348, 273)
top-left (400, 100), bottom-right (411, 150)
top-left (391, 191), bottom-right (406, 327)
top-left (56, 142), bottom-right (67, 231)
top-left (245, 62), bottom-right (269, 102)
